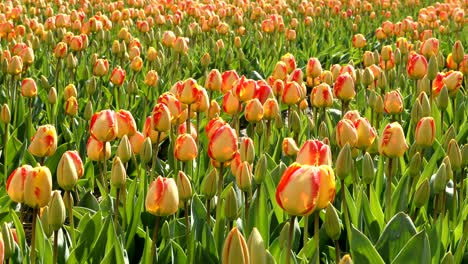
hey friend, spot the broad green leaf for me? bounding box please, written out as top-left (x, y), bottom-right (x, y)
top-left (392, 231), bottom-right (431, 264)
top-left (249, 183), bottom-right (270, 246)
top-left (369, 185), bottom-right (385, 229)
top-left (361, 192), bottom-right (381, 242)
top-left (350, 226), bottom-right (385, 264)
top-left (345, 186), bottom-right (358, 226)
top-left (391, 171), bottom-right (410, 215)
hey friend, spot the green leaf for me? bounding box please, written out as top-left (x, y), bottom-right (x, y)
top-left (10, 209), bottom-right (26, 255)
top-left (369, 185), bottom-right (385, 229)
top-left (391, 231), bottom-right (431, 264)
top-left (350, 226), bottom-right (385, 264)
top-left (375, 212), bottom-right (417, 263)
top-left (361, 192), bottom-right (381, 242)
top-left (249, 183), bottom-right (270, 246)
top-left (391, 171), bottom-right (410, 215)
top-left (345, 186), bottom-right (358, 226)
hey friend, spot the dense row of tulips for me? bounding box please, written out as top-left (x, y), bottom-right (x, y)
top-left (0, 0), bottom-right (467, 263)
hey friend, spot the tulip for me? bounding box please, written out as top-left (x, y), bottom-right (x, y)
top-left (86, 137), bottom-right (111, 161)
top-left (1, 104), bottom-right (10, 124)
top-left (64, 96), bottom-right (78, 116)
top-left (7, 56), bottom-right (22, 75)
top-left (57, 152), bottom-right (80, 191)
top-left (239, 137), bottom-right (255, 163)
top-left (53, 42), bottom-right (67, 59)
top-left (296, 139), bottom-right (332, 165)
top-left (222, 90), bottom-right (242, 116)
top-left (283, 137), bottom-right (299, 156)
top-left (420, 38), bottom-right (439, 58)
top-left (145, 70), bottom-right (159, 87)
top-left (28, 125), bottom-right (57, 157)
top-left (432, 71), bottom-right (463, 98)
top-left (6, 165), bottom-right (33, 203)
top-left (158, 92), bottom-right (183, 125)
top-left (236, 161), bottom-right (253, 192)
top-left (244, 98), bottom-right (264, 123)
top-left (415, 117), bottom-right (435, 148)
top-left (176, 171), bottom-right (192, 202)
top-left (343, 110), bottom-right (361, 123)
top-left (174, 134), bottom-right (198, 161)
top-left (115, 109), bottom-right (137, 138)
top-left (192, 88), bottom-right (209, 113)
top-left (111, 156), bottom-right (126, 188)
top-left (334, 73), bottom-right (355, 101)
top-left (208, 124), bottom-right (238, 163)
top-left (282, 81), bottom-right (302, 105)
top-left (110, 66), bottom-right (126, 86)
top-left (90, 110), bottom-right (118, 142)
top-left (234, 76), bottom-right (257, 102)
top-left (221, 70), bottom-right (240, 93)
top-left (272, 61), bottom-right (288, 81)
top-left (384, 90), bottom-right (404, 115)
top-left (48, 191), bottom-right (66, 232)
top-left (130, 56), bottom-right (143, 72)
top-left (205, 69), bottom-right (222, 92)
top-left (310, 83), bottom-right (333, 108)
top-left (379, 122), bottom-right (408, 158)
top-left (336, 119), bottom-right (358, 148)
top-left (205, 117), bottom-right (227, 139)
top-left (146, 176), bottom-right (179, 216)
top-left (129, 131), bottom-right (145, 154)
top-left (222, 227), bottom-right (250, 264)
top-left (21, 78), bottom-right (37, 97)
top-left (151, 103), bottom-right (171, 132)
top-left (276, 163), bottom-right (336, 216)
top-left (407, 53), bottom-right (428, 80)
top-left (247, 228), bottom-right (266, 264)
top-left (263, 98), bottom-right (279, 120)
top-left (93, 58), bottom-right (109, 77)
top-left (352, 33), bottom-right (366, 48)
top-left (354, 117), bottom-right (377, 150)
top-left (24, 166), bottom-right (52, 208)
top-left (178, 78), bottom-right (199, 105)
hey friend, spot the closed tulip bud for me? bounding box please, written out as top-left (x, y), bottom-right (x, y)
top-left (443, 126), bottom-right (456, 149)
top-left (334, 73), bottom-right (355, 101)
top-left (384, 90), bottom-right (403, 115)
top-left (279, 221), bottom-right (291, 249)
top-left (283, 138), bottom-right (299, 157)
top-left (48, 191), bottom-right (66, 232)
top-left (306, 57), bottom-right (322, 79)
top-left (290, 110), bottom-right (301, 134)
top-left (7, 165), bottom-right (33, 203)
top-left (407, 53), bottom-right (428, 80)
top-left (245, 98), bottom-right (264, 123)
top-left (57, 152), bottom-right (79, 191)
top-left (174, 134), bottom-right (198, 161)
top-left (53, 42), bottom-right (67, 59)
top-left (247, 228), bottom-right (266, 264)
top-left (451, 41), bottom-right (464, 64)
top-left (362, 68), bottom-right (374, 87)
top-left (208, 124), bottom-right (238, 163)
top-left (144, 70), bottom-right (159, 87)
top-left (377, 72), bottom-right (387, 90)
top-left (176, 171), bottom-right (192, 202)
top-left (319, 122), bottom-right (329, 140)
top-left (441, 251), bottom-right (454, 264)
top-left (254, 154), bottom-right (267, 184)
top-left (276, 163), bottom-right (335, 215)
top-left (225, 186), bottom-right (238, 221)
top-left (203, 169), bottom-right (218, 199)
top-left (433, 163), bottom-right (446, 194)
top-left (140, 138), bottom-right (153, 164)
top-left (420, 38), bottom-right (439, 58)
top-left (200, 53), bottom-right (211, 68)
top-left (1, 223), bottom-right (15, 260)
top-left (275, 114), bottom-right (284, 130)
top-left (48, 87), bottom-right (57, 104)
top-left (379, 122), bottom-right (408, 158)
top-left (447, 139), bottom-right (461, 171)
top-left (282, 81), bottom-right (303, 105)
top-left (146, 176), bottom-right (179, 216)
top-left (205, 69), bottom-right (222, 92)
top-left (436, 85), bottom-right (449, 111)
top-left (415, 117), bottom-right (435, 147)
top-left (115, 109), bottom-right (137, 138)
top-left (21, 78), bottom-right (37, 98)
top-left (179, 78), bottom-right (200, 105)
top-left (86, 137), bottom-right (111, 161)
top-left (272, 61), bottom-right (288, 81)
top-left (443, 156), bottom-right (453, 180)
top-left (427, 55), bottom-right (438, 81)
top-left (223, 227), bottom-right (249, 264)
top-left (24, 166), bottom-right (52, 208)
top-left (362, 152), bottom-right (375, 184)
top-left (381, 45), bottom-right (393, 61)
top-left (296, 139), bottom-right (332, 166)
top-left (239, 137), bottom-right (255, 164)
top-left (374, 95), bottom-right (384, 114)
top-left (414, 179), bottom-right (429, 208)
top-left (411, 100), bottom-right (423, 125)
top-left (263, 98), bottom-right (279, 120)
top-left (111, 157), bottom-right (126, 188)
top-left (394, 48), bottom-right (401, 65)
top-left (93, 58), bottom-right (109, 77)
top-left (116, 135), bottom-right (132, 163)
top-left (130, 56), bottom-right (143, 72)
top-left (336, 119), bottom-right (358, 148)
top-left (354, 118), bottom-right (377, 150)
top-left (40, 206), bottom-right (52, 237)
top-left (28, 124), bottom-right (58, 157)
top-left (90, 110), bottom-right (118, 142)
top-left (325, 203), bottom-right (341, 241)
top-left (352, 34), bottom-right (366, 48)
top-left (408, 152), bottom-right (421, 178)
top-left (336, 144), bottom-right (353, 180)
top-left (64, 96), bottom-right (78, 116)
top-left (363, 51), bottom-right (375, 68)
top-left (110, 66), bottom-right (126, 86)
top-left (236, 161), bottom-right (253, 192)
top-left (1, 104), bottom-right (11, 124)
top-left (151, 103), bottom-right (171, 132)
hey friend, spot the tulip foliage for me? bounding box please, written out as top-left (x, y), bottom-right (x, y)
top-left (0, 0), bottom-right (468, 264)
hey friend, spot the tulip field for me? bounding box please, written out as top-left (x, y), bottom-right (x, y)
top-left (1, 0), bottom-right (468, 263)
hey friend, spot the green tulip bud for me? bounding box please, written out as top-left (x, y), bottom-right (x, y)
top-left (2, 223), bottom-right (16, 259)
top-left (203, 169), bottom-right (218, 199)
top-left (437, 52), bottom-right (445, 71)
top-left (437, 85), bottom-right (449, 111)
top-left (377, 72), bottom-right (387, 90)
top-left (279, 221), bottom-right (291, 249)
top-left (48, 191), bottom-right (66, 232)
top-left (140, 138), bottom-right (153, 164)
top-left (452, 41), bottom-right (464, 64)
top-left (374, 95), bottom-right (384, 114)
top-left (266, 250), bottom-right (276, 264)
top-left (414, 179), bottom-right (429, 208)
top-left (40, 75), bottom-right (49, 91)
top-left (394, 48), bottom-right (402, 65)
top-left (398, 73), bottom-right (406, 91)
top-left (441, 251), bottom-right (454, 264)
top-left (447, 139), bottom-right (461, 171)
top-left (362, 152), bottom-right (375, 185)
top-left (418, 92), bottom-right (431, 117)
top-left (410, 100), bottom-right (423, 125)
top-left (84, 101), bottom-right (93, 121)
top-left (111, 156), bottom-right (127, 188)
top-left (443, 126), bottom-right (456, 149)
top-left (247, 228), bottom-right (266, 264)
top-left (66, 52), bottom-right (78, 69)
top-left (275, 113), bottom-right (283, 130)
top-left (225, 186), bottom-right (238, 221)
top-left (442, 156), bottom-right (453, 180)
top-left (408, 152), bottom-right (421, 178)
top-left (290, 110), bottom-right (301, 135)
top-left (176, 171), bottom-right (192, 202)
top-left (254, 154), bottom-right (267, 184)
top-left (48, 87), bottom-right (57, 104)
top-left (319, 121), bottom-right (329, 140)
top-left (461, 144), bottom-right (468, 168)
top-left (434, 163), bottom-right (447, 194)
top-left (87, 77), bottom-right (96, 96)
top-left (373, 50), bottom-right (380, 65)
top-left (161, 220), bottom-right (170, 240)
top-left (256, 120), bottom-right (265, 137)
top-left (325, 203), bottom-right (341, 241)
top-left (307, 115), bottom-right (315, 132)
top-left (1, 104), bottom-right (11, 124)
top-left (40, 205), bottom-right (52, 237)
top-left (355, 69), bottom-right (362, 86)
top-left (362, 68), bottom-right (374, 87)
top-left (117, 135), bottom-right (132, 163)
top-left (427, 55), bottom-right (438, 81)
top-left (336, 144), bottom-right (353, 181)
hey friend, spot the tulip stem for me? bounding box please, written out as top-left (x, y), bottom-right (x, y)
top-left (303, 215), bottom-right (309, 246)
top-left (102, 143), bottom-right (109, 194)
top-left (451, 97), bottom-right (457, 132)
top-left (151, 132), bottom-right (161, 180)
top-left (3, 123), bottom-right (8, 184)
top-left (206, 198), bottom-right (211, 227)
top-left (186, 104), bottom-right (191, 135)
top-left (65, 191), bottom-right (76, 247)
top-left (286, 215), bottom-right (296, 264)
top-left (334, 240), bottom-right (340, 262)
top-left (385, 158), bottom-right (393, 222)
top-left (53, 230), bottom-right (59, 264)
top-left (244, 191), bottom-right (250, 234)
top-left (184, 201), bottom-right (190, 240)
top-left (452, 171), bottom-right (458, 220)
top-left (314, 211), bottom-right (320, 257)
top-left (216, 164), bottom-right (224, 224)
top-left (433, 194), bottom-right (439, 222)
top-left (265, 120), bottom-right (271, 152)
top-left (114, 188), bottom-right (120, 227)
top-left (150, 216), bottom-right (160, 262)
top-left (341, 180), bottom-right (351, 250)
top-left (31, 208), bottom-right (38, 264)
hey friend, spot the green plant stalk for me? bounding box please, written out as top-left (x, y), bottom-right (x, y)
top-left (314, 211), bottom-right (320, 257)
top-left (452, 171), bottom-right (458, 220)
top-left (114, 188), bottom-right (120, 226)
top-left (451, 97), bottom-right (457, 132)
top-left (440, 110), bottom-right (445, 136)
top-left (102, 143), bottom-right (109, 194)
top-left (385, 158), bottom-right (394, 221)
top-left (215, 164), bottom-right (224, 227)
top-left (433, 194), bottom-right (439, 222)
top-left (334, 240), bottom-right (340, 262)
top-left (56, 59), bottom-right (61, 94)
top-left (206, 198), bottom-right (211, 227)
top-left (341, 180), bottom-right (351, 249)
top-left (186, 104), bottom-right (191, 135)
top-left (3, 123), bottom-right (8, 184)
top-left (244, 191), bottom-right (250, 235)
top-left (31, 208), bottom-right (38, 264)
top-left (265, 120), bottom-right (271, 152)
top-left (150, 216), bottom-right (160, 262)
top-left (65, 190), bottom-right (76, 247)
top-left (53, 230), bottom-right (58, 264)
top-left (303, 215), bottom-right (309, 246)
top-left (286, 215), bottom-right (296, 264)
top-left (151, 132), bottom-right (161, 180)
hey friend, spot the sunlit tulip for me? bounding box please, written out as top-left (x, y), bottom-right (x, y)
top-left (86, 137), bottom-right (111, 161)
top-left (205, 69), bottom-right (222, 92)
top-left (28, 125), bottom-right (58, 157)
top-left (379, 122), bottom-right (408, 158)
top-left (178, 122), bottom-right (198, 141)
top-left (415, 117), bottom-right (435, 148)
top-left (234, 76), bottom-right (257, 102)
top-left (272, 61), bottom-right (288, 81)
top-left (145, 70), bottom-right (159, 87)
top-left (276, 163), bottom-right (335, 216)
top-left (178, 78), bottom-right (200, 105)
top-left (239, 137), bottom-right (255, 163)
top-left (352, 33), bottom-right (366, 48)
top-left (343, 110), bottom-right (361, 123)
top-left (222, 227), bottom-right (250, 264)
top-left (174, 134), bottom-right (198, 161)
top-left (129, 131), bottom-right (145, 154)
top-left (24, 166), bottom-right (52, 208)
top-left (8, 56), bottom-right (22, 75)
top-left (334, 73), bottom-right (355, 101)
top-left (420, 38), bottom-right (439, 58)
top-left (158, 92), bottom-right (182, 125)
top-left (263, 98), bottom-right (279, 120)
top-left (205, 117), bottom-right (227, 139)
top-left (310, 83), bottom-right (333, 108)
top-left (384, 90), bottom-right (404, 115)
top-left (282, 81), bottom-right (302, 105)
top-left (176, 171), bottom-right (192, 202)
top-left (306, 57), bottom-right (322, 79)
top-left (130, 56), bottom-right (143, 72)
top-left (115, 110), bottom-right (137, 138)
top-left (53, 42), bottom-right (67, 59)
top-left (354, 117), bottom-right (377, 150)
top-left (208, 124), bottom-right (238, 163)
top-left (236, 161), bottom-right (253, 192)
top-left (336, 119), bottom-right (358, 148)
top-left (57, 151), bottom-right (81, 190)
top-left (65, 96), bottom-right (78, 116)
top-left (222, 90), bottom-right (242, 116)
top-left (407, 53), bottom-right (428, 79)
top-left (283, 137), bottom-right (299, 156)
top-left (162, 30), bottom-right (176, 47)
top-left (192, 88), bottom-right (210, 113)
top-left (173, 37), bottom-right (189, 55)
top-left (145, 176), bottom-right (179, 216)
top-left (151, 103), bottom-right (171, 132)
top-left (244, 98), bottom-right (264, 123)
top-left (21, 78), bottom-right (37, 98)
top-left (64, 84), bottom-right (77, 100)
top-left (296, 139), bottom-right (332, 166)
top-left (281, 53), bottom-right (297, 73)
top-left (90, 110), bottom-right (118, 142)
top-left (221, 70), bottom-right (240, 93)
top-left (70, 35), bottom-right (83, 51)
top-left (93, 58), bottom-right (109, 77)
top-left (110, 66), bottom-right (126, 86)
top-left (432, 71), bottom-right (463, 98)
top-left (7, 165), bottom-right (33, 203)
